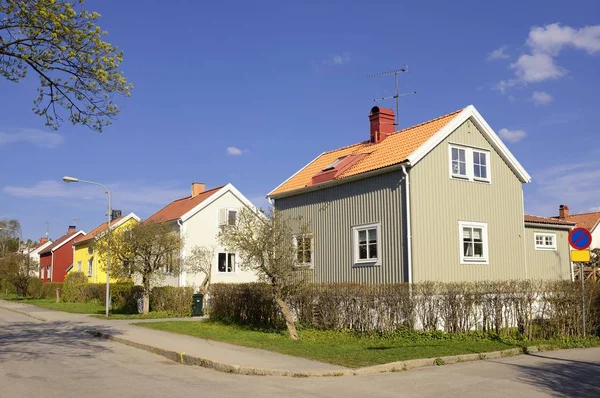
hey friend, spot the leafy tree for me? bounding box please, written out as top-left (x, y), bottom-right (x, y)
top-left (0, 0), bottom-right (132, 131)
top-left (94, 221), bottom-right (184, 314)
top-left (218, 208), bottom-right (310, 340)
top-left (591, 248), bottom-right (600, 267)
top-left (0, 218), bottom-right (21, 256)
top-left (185, 245), bottom-right (215, 294)
top-left (0, 252), bottom-right (39, 296)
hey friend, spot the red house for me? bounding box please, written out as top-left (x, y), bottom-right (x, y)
top-left (39, 226), bottom-right (85, 283)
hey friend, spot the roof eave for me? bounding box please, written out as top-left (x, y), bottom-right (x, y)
top-left (524, 221), bottom-right (574, 230)
top-left (269, 162), bottom-right (409, 200)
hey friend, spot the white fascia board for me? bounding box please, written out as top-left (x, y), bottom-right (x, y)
top-left (112, 212), bottom-right (141, 229)
top-left (524, 222), bottom-right (573, 230)
top-left (32, 240), bottom-right (53, 255)
top-left (267, 152), bottom-right (325, 198)
top-left (406, 105), bottom-right (531, 183)
top-left (51, 230), bottom-right (86, 252)
top-left (180, 183), bottom-right (258, 223)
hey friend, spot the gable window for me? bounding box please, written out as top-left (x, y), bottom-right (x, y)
top-left (88, 258), bottom-right (93, 277)
top-left (449, 145), bottom-right (491, 183)
top-left (352, 223), bottom-right (381, 265)
top-left (218, 209), bottom-right (238, 227)
top-left (459, 221), bottom-right (489, 264)
top-left (293, 234), bottom-right (313, 267)
top-left (534, 233), bottom-right (556, 250)
top-left (218, 252), bottom-right (235, 273)
top-left (77, 261), bottom-right (82, 272)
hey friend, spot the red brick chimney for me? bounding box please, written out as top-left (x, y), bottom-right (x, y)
top-left (67, 226), bottom-right (76, 235)
top-left (191, 182), bottom-right (205, 198)
top-left (559, 204), bottom-right (569, 219)
top-left (40, 237), bottom-right (48, 245)
top-left (369, 106), bottom-right (396, 144)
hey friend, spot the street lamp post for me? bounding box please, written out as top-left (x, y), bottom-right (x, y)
top-left (63, 176), bottom-right (112, 317)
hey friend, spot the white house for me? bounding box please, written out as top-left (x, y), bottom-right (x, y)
top-left (146, 182), bottom-right (259, 289)
top-left (20, 237), bottom-right (53, 276)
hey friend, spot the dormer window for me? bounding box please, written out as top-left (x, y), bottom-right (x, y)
top-left (323, 157), bottom-right (346, 171)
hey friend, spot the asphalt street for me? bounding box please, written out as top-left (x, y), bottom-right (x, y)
top-left (1, 307), bottom-right (599, 398)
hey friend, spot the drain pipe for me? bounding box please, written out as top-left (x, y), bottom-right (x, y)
top-left (401, 164), bottom-right (413, 284)
top-left (177, 219), bottom-right (185, 287)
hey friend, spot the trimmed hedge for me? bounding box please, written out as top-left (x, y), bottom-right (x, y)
top-left (62, 272), bottom-right (90, 302)
top-left (150, 286), bottom-right (195, 317)
top-left (209, 280), bottom-right (600, 338)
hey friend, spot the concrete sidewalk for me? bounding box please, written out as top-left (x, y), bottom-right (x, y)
top-left (0, 299), bottom-right (348, 376)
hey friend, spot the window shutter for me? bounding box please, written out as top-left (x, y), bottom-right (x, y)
top-left (218, 209), bottom-right (227, 226)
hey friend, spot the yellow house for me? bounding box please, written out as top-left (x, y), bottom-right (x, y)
top-left (70, 212), bottom-right (140, 283)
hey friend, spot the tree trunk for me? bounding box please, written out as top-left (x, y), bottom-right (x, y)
top-left (275, 296), bottom-right (298, 340)
top-left (142, 276), bottom-right (150, 314)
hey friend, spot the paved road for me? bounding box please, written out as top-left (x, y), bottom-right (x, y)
top-left (1, 307), bottom-right (599, 398)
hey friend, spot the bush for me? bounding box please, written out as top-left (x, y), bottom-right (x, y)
top-left (27, 278), bottom-right (43, 298)
top-left (150, 286), bottom-right (194, 317)
top-left (41, 282), bottom-right (62, 299)
top-left (62, 272), bottom-right (89, 302)
top-left (209, 280), bottom-right (600, 338)
top-left (1, 278), bottom-right (17, 296)
top-left (111, 283), bottom-right (143, 314)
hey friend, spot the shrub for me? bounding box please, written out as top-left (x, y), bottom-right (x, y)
top-left (61, 272), bottom-right (90, 302)
top-left (1, 278), bottom-right (17, 296)
top-left (150, 286), bottom-right (194, 317)
top-left (27, 278), bottom-right (43, 298)
top-left (209, 283), bottom-right (281, 327)
top-left (41, 282), bottom-right (62, 299)
top-left (111, 283), bottom-right (144, 314)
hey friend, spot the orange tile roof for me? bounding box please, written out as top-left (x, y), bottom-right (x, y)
top-left (524, 215), bottom-right (576, 226)
top-left (146, 186), bottom-right (225, 223)
top-left (270, 108), bottom-right (463, 196)
top-left (554, 212), bottom-right (600, 231)
top-left (73, 216), bottom-right (125, 245)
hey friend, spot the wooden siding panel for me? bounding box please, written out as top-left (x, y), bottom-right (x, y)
top-left (525, 226), bottom-right (572, 280)
top-left (410, 119), bottom-right (527, 282)
top-left (275, 171), bottom-right (406, 284)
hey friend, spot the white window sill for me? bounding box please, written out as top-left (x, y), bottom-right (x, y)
top-left (294, 264), bottom-right (314, 270)
top-left (352, 261), bottom-right (381, 268)
top-left (452, 176), bottom-right (491, 184)
top-left (535, 247), bottom-right (557, 251)
top-left (461, 258), bottom-right (489, 265)
top-left (216, 272), bottom-right (237, 275)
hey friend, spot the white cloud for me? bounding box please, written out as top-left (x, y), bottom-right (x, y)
top-left (532, 91), bottom-right (553, 106)
top-left (498, 128), bottom-right (527, 143)
top-left (226, 146), bottom-right (243, 156)
top-left (325, 52), bottom-right (351, 66)
top-left (0, 128), bottom-right (64, 148)
top-left (3, 180), bottom-right (188, 212)
top-left (498, 23), bottom-right (600, 91)
top-left (488, 45), bottom-right (510, 60)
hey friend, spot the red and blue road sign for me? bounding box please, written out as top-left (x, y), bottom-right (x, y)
top-left (568, 227), bottom-right (592, 250)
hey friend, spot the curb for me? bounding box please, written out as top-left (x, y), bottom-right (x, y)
top-left (0, 302), bottom-right (48, 322)
top-left (85, 328), bottom-right (558, 378)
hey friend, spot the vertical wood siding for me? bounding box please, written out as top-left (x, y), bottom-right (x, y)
top-left (525, 226), bottom-right (572, 280)
top-left (409, 119), bottom-right (527, 282)
top-left (275, 171), bottom-right (407, 284)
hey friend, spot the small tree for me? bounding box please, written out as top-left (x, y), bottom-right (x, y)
top-left (0, 0), bottom-right (132, 131)
top-left (185, 245), bottom-right (215, 294)
top-left (0, 252), bottom-right (38, 296)
top-left (218, 208), bottom-right (309, 340)
top-left (94, 221), bottom-right (183, 314)
top-left (0, 218), bottom-right (21, 256)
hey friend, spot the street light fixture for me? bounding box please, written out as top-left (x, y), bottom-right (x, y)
top-left (63, 176), bottom-right (112, 317)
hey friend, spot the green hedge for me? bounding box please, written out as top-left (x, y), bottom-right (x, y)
top-left (150, 286), bottom-right (195, 317)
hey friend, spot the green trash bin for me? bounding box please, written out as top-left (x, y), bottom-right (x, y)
top-left (192, 293), bottom-right (204, 316)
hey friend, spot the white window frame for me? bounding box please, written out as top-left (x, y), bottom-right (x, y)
top-left (216, 252), bottom-right (236, 273)
top-left (534, 233), bottom-right (557, 251)
top-left (352, 223), bottom-right (381, 266)
top-left (217, 208), bottom-right (238, 227)
top-left (449, 144), bottom-right (491, 183)
top-left (41, 266), bottom-right (45, 279)
top-left (87, 258), bottom-right (93, 277)
top-left (293, 233), bottom-right (314, 268)
top-left (459, 221), bottom-right (489, 265)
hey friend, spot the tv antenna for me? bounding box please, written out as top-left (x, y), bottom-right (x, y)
top-left (368, 66), bottom-right (416, 129)
top-left (44, 222), bottom-right (50, 238)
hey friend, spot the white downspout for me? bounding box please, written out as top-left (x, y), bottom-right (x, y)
top-left (50, 251), bottom-right (54, 282)
top-left (521, 189), bottom-right (528, 279)
top-left (177, 219), bottom-right (185, 287)
top-left (401, 164), bottom-right (413, 284)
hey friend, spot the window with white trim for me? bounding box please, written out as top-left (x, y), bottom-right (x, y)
top-left (534, 233), bottom-right (556, 250)
top-left (42, 266), bottom-right (45, 279)
top-left (218, 209), bottom-right (238, 227)
top-left (449, 145), bottom-right (491, 183)
top-left (352, 223), bottom-right (381, 265)
top-left (88, 258), bottom-right (93, 277)
top-left (217, 252), bottom-right (236, 273)
top-left (77, 261), bottom-right (82, 272)
top-left (293, 234), bottom-right (313, 266)
top-left (459, 221), bottom-right (489, 264)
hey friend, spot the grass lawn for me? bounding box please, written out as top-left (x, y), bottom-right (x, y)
top-left (91, 311), bottom-right (181, 320)
top-left (138, 320), bottom-right (600, 368)
top-left (0, 295), bottom-right (105, 314)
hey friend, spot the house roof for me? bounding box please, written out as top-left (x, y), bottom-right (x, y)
top-left (524, 215), bottom-right (576, 227)
top-left (39, 231), bottom-right (85, 255)
top-left (269, 105), bottom-right (531, 198)
top-left (552, 212), bottom-right (600, 231)
top-left (146, 186), bottom-right (225, 223)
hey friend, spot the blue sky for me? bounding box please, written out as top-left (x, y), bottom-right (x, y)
top-left (1, 0), bottom-right (599, 241)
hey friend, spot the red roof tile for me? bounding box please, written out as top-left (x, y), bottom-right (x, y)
top-left (524, 215), bottom-right (576, 226)
top-left (554, 212), bottom-right (600, 231)
top-left (73, 216), bottom-right (125, 245)
top-left (146, 186), bottom-right (224, 223)
top-left (39, 231), bottom-right (83, 255)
